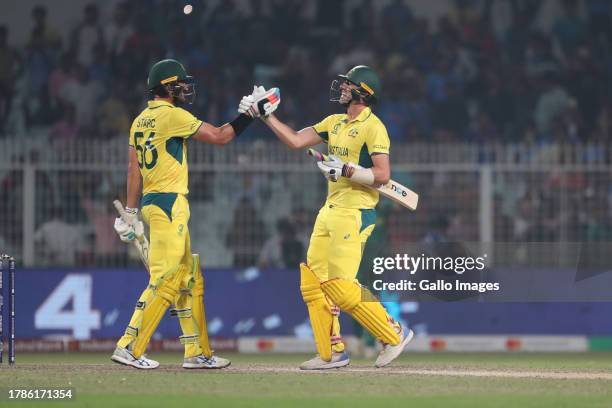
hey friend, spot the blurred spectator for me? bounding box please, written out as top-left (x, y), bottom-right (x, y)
top-left (525, 33), bottom-right (560, 77)
top-left (30, 5), bottom-right (62, 52)
top-left (25, 26), bottom-right (53, 97)
top-left (50, 104), bottom-right (79, 148)
top-left (466, 112), bottom-right (500, 143)
top-left (565, 45), bottom-right (602, 132)
top-left (422, 215), bottom-right (450, 244)
top-left (289, 207), bottom-right (313, 251)
top-left (328, 35), bottom-right (375, 75)
top-left (258, 218), bottom-right (304, 268)
top-left (23, 85), bottom-right (60, 128)
top-left (0, 160), bottom-right (23, 249)
top-left (89, 43), bottom-right (111, 84)
top-left (586, 200), bottom-right (612, 241)
top-left (480, 71), bottom-right (515, 136)
top-left (555, 99), bottom-right (583, 143)
top-left (48, 53), bottom-right (76, 102)
top-left (58, 65), bottom-right (103, 133)
top-left (23, 27), bottom-right (61, 128)
top-left (381, 0), bottom-right (413, 33)
top-left (34, 206), bottom-right (84, 266)
top-left (2, 0), bottom-right (612, 145)
top-left (226, 198), bottom-right (267, 267)
top-left (587, 0), bottom-right (612, 44)
top-left (70, 3), bottom-right (105, 67)
top-left (97, 82), bottom-right (131, 139)
top-left (79, 192), bottom-right (125, 265)
top-left (504, 11), bottom-right (531, 62)
top-left (432, 83), bottom-right (469, 140)
top-left (0, 26), bottom-right (20, 134)
top-left (105, 1), bottom-right (133, 59)
top-left (534, 74), bottom-right (571, 135)
top-left (122, 12), bottom-right (162, 83)
top-left (378, 76), bottom-right (411, 142)
top-left (208, 0), bottom-right (242, 47)
top-left (552, 0), bottom-right (588, 56)
top-left (426, 59), bottom-right (456, 103)
top-left (349, 0), bottom-right (376, 35)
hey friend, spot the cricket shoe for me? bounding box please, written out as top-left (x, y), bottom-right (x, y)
top-left (111, 346), bottom-right (159, 369)
top-left (374, 327), bottom-right (414, 368)
top-left (183, 354), bottom-right (231, 369)
top-left (299, 351), bottom-right (350, 370)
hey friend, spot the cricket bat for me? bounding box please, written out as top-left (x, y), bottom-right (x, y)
top-left (113, 200), bottom-right (150, 270)
top-left (307, 148), bottom-right (418, 211)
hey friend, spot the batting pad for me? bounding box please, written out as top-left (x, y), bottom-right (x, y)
top-left (191, 254), bottom-right (213, 358)
top-left (300, 263), bottom-right (334, 362)
top-left (131, 265), bottom-right (187, 357)
top-left (322, 278), bottom-right (400, 346)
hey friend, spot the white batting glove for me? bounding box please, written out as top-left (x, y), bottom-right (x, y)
top-left (239, 86), bottom-right (267, 117)
top-left (238, 89), bottom-right (256, 117)
top-left (316, 155), bottom-right (343, 182)
top-left (123, 207), bottom-right (139, 224)
top-left (317, 155), bottom-right (359, 183)
top-left (114, 217), bottom-right (136, 243)
top-left (113, 207), bottom-right (142, 243)
top-left (250, 86), bottom-right (281, 118)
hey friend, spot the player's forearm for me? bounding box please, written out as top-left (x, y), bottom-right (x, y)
top-left (212, 124), bottom-right (236, 145)
top-left (194, 114), bottom-right (253, 145)
top-left (371, 166), bottom-right (390, 185)
top-left (126, 161), bottom-right (142, 208)
top-left (263, 114), bottom-right (304, 149)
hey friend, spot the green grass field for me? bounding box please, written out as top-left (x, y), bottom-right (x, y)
top-left (1, 352), bottom-right (612, 407)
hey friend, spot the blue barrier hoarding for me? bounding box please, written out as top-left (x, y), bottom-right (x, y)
top-left (12, 267), bottom-right (612, 340)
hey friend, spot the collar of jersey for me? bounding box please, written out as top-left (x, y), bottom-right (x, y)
top-left (344, 107), bottom-right (371, 123)
top-left (148, 100), bottom-right (174, 109)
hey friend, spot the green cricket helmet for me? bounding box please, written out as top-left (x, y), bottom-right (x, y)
top-left (330, 65), bottom-right (381, 106)
top-left (147, 59), bottom-right (195, 104)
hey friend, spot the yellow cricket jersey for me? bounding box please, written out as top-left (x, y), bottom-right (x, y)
top-left (312, 107), bottom-right (390, 209)
top-left (129, 100), bottom-right (203, 195)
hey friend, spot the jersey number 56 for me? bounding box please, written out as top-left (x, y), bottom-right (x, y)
top-left (134, 131), bottom-right (158, 169)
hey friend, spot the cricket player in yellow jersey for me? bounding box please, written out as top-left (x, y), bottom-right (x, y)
top-left (110, 59), bottom-right (276, 369)
top-left (240, 66), bottom-right (413, 369)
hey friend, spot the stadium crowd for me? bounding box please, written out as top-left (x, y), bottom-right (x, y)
top-left (1, 0), bottom-right (612, 267)
top-left (0, 0), bottom-right (611, 144)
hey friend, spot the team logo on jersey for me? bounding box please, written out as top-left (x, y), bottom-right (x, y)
top-left (348, 128), bottom-right (359, 137)
top-left (332, 123), bottom-right (341, 135)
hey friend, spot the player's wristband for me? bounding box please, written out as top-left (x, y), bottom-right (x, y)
top-left (342, 165), bottom-right (375, 185)
top-left (229, 113), bottom-right (254, 136)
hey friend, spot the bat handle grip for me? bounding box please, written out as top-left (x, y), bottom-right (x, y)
top-left (307, 148), bottom-right (328, 162)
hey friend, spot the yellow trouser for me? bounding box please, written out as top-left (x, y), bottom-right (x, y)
top-left (117, 193), bottom-right (203, 358)
top-left (303, 203), bottom-right (400, 358)
top-left (305, 204), bottom-right (376, 354)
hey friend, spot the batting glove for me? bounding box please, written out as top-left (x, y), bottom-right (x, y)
top-left (316, 155), bottom-right (344, 182)
top-left (238, 87), bottom-right (257, 117)
top-left (113, 207), bottom-right (143, 243)
top-left (114, 217), bottom-right (136, 243)
top-left (246, 86), bottom-right (281, 118)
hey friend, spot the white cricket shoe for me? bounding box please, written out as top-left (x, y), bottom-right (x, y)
top-left (183, 354), bottom-right (231, 369)
top-left (299, 351), bottom-right (350, 370)
top-left (374, 327), bottom-right (414, 368)
top-left (111, 346), bottom-right (160, 369)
